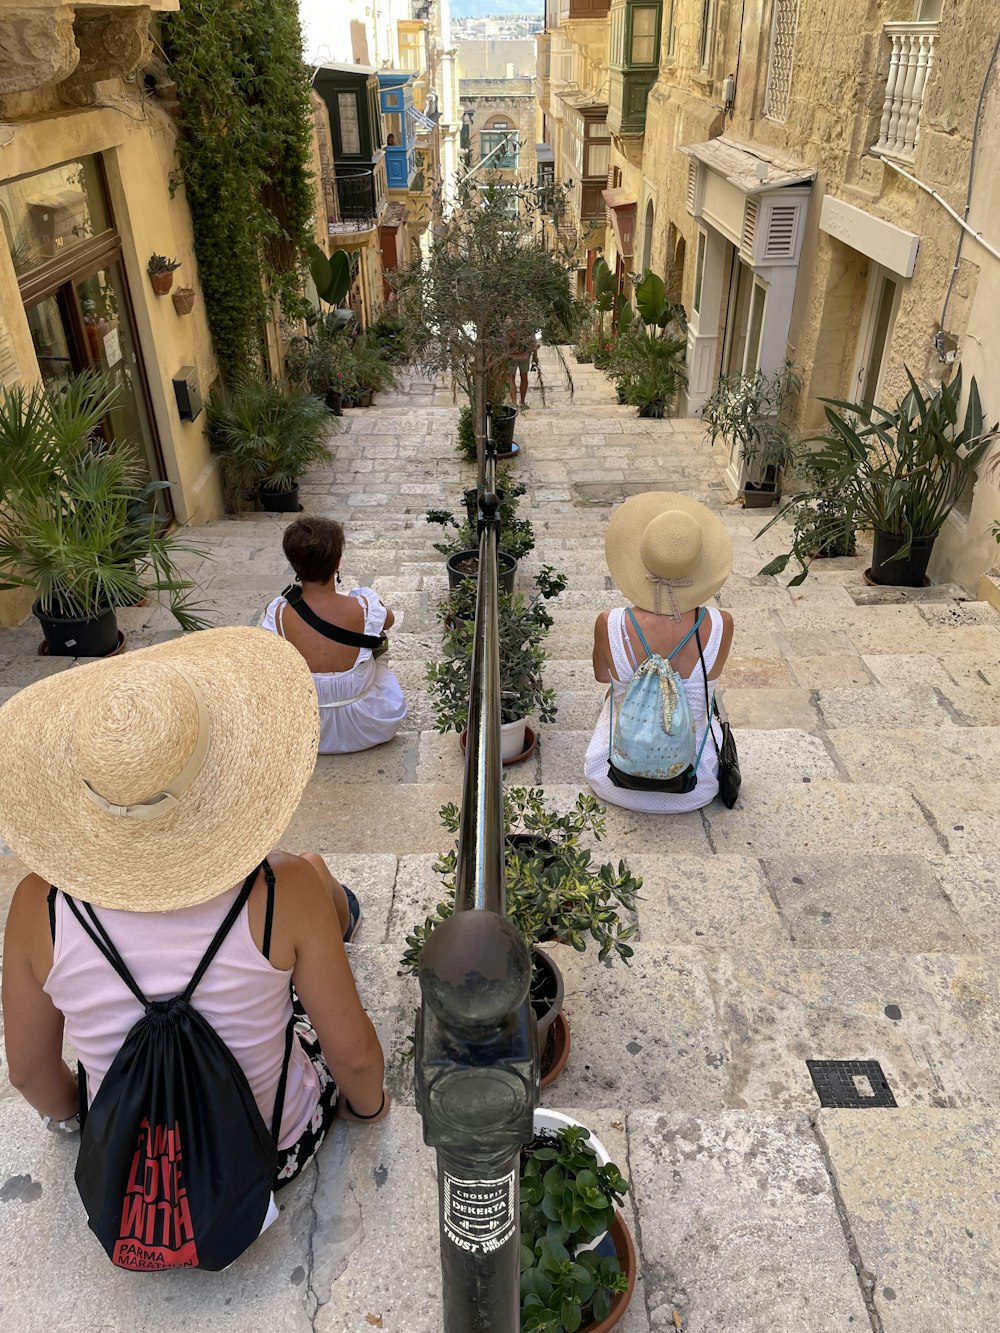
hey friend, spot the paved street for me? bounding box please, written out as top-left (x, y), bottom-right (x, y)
top-left (2, 349), bottom-right (1000, 1331)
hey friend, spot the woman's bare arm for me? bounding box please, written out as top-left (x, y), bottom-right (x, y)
top-left (2, 876), bottom-right (78, 1119)
top-left (592, 611), bottom-right (613, 683)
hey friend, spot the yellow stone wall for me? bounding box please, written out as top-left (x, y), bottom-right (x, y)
top-left (0, 99), bottom-right (224, 624)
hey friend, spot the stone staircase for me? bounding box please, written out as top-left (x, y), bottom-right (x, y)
top-left (2, 348), bottom-right (1000, 1331)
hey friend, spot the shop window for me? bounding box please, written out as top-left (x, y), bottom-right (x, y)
top-left (0, 157), bottom-right (110, 278)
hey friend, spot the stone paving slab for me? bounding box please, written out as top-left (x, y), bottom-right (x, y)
top-left (818, 1109), bottom-right (1000, 1332)
top-left (627, 1110), bottom-right (870, 1332)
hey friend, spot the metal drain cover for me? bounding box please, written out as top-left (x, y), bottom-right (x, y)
top-left (807, 1059), bottom-right (897, 1108)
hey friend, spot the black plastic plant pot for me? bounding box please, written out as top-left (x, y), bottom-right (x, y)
top-left (358, 389), bottom-right (374, 407)
top-left (446, 548), bottom-right (516, 594)
top-left (324, 389), bottom-right (343, 416)
top-left (742, 479), bottom-right (779, 509)
top-left (870, 529), bottom-right (938, 586)
top-left (33, 600), bottom-right (119, 657)
top-left (259, 484), bottom-right (300, 513)
top-left (490, 406), bottom-right (517, 454)
top-left (530, 946), bottom-right (565, 1042)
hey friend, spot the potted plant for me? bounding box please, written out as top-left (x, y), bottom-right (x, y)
top-left (400, 788), bottom-right (641, 1087)
top-left (520, 1116), bottom-right (636, 1332)
top-left (207, 373), bottom-right (333, 512)
top-left (366, 312), bottom-right (412, 365)
top-left (394, 174), bottom-right (573, 464)
top-left (703, 362), bottom-right (801, 507)
top-left (288, 330), bottom-right (356, 416)
top-left (0, 376), bottom-right (209, 656)
top-left (427, 571), bottom-right (566, 761)
top-left (456, 404), bottom-right (478, 463)
top-left (147, 254), bottom-right (181, 295)
top-left (350, 332), bottom-right (398, 407)
top-left (759, 369), bottom-right (999, 587)
top-left (171, 287), bottom-right (196, 316)
top-left (427, 464), bottom-right (536, 592)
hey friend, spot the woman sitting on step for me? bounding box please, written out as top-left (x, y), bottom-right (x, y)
top-left (0, 628), bottom-right (388, 1258)
top-left (584, 492), bottom-right (735, 813)
top-left (262, 516), bottom-right (407, 754)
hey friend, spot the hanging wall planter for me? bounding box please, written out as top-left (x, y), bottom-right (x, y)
top-left (147, 254), bottom-right (181, 295)
top-left (171, 287), bottom-right (195, 315)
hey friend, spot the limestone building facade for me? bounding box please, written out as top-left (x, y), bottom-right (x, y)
top-left (536, 0), bottom-right (1000, 595)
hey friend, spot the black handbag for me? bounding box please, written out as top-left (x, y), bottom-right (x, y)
top-left (282, 584), bottom-right (389, 658)
top-left (694, 625), bottom-right (741, 809)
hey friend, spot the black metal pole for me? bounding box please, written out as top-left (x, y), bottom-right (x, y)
top-left (415, 447), bottom-right (538, 1331)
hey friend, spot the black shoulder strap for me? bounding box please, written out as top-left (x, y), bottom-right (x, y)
top-left (182, 862), bottom-right (264, 1003)
top-left (47, 886), bottom-right (57, 944)
top-left (63, 895), bottom-right (150, 1008)
top-left (694, 617), bottom-right (721, 759)
top-left (261, 861), bottom-right (276, 961)
top-left (282, 585), bottom-right (383, 650)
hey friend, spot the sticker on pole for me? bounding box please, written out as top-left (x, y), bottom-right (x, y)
top-left (443, 1168), bottom-right (517, 1254)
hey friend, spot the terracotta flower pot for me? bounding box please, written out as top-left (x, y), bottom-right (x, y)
top-left (150, 271), bottom-right (175, 295)
top-left (171, 287), bottom-right (195, 315)
top-left (540, 1010), bottom-right (570, 1089)
top-left (585, 1215), bottom-right (637, 1332)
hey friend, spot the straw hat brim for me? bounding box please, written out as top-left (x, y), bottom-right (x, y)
top-left (605, 491), bottom-right (733, 614)
top-left (0, 628), bottom-right (319, 912)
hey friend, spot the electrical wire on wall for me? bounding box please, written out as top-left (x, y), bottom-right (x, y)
top-left (935, 25), bottom-right (1000, 358)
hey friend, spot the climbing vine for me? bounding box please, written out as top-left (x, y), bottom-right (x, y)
top-left (161, 0), bottom-right (314, 381)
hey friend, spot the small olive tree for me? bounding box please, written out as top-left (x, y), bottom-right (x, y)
top-left (394, 173), bottom-right (575, 475)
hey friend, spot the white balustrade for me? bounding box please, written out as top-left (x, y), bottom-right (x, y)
top-left (872, 21), bottom-right (939, 162)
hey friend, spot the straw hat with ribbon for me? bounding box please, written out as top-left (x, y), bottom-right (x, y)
top-left (605, 491), bottom-right (733, 618)
top-left (0, 627), bottom-right (319, 912)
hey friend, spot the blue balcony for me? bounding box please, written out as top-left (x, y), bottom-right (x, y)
top-left (377, 71), bottom-right (419, 192)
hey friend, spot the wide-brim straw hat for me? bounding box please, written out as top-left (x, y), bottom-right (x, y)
top-left (605, 491), bottom-right (733, 616)
top-left (0, 627), bottom-right (319, 911)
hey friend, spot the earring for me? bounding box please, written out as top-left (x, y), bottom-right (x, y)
top-left (336, 572), bottom-right (342, 585)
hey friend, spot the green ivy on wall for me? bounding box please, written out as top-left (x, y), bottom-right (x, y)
top-left (162, 0), bottom-right (314, 381)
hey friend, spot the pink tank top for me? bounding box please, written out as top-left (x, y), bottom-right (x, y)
top-left (44, 883), bottom-right (320, 1150)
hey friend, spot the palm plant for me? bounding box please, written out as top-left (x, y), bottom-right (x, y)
top-left (607, 321), bottom-right (688, 418)
top-left (759, 368), bottom-right (999, 585)
top-left (207, 374), bottom-right (332, 499)
top-left (0, 373), bottom-right (208, 632)
top-left (350, 332), bottom-right (398, 399)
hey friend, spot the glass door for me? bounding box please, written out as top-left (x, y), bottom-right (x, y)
top-left (853, 264), bottom-right (900, 412)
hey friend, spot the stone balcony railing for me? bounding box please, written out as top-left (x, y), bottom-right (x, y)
top-left (870, 20), bottom-right (939, 163)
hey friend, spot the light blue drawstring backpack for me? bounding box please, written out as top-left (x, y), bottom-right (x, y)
top-left (607, 608), bottom-right (711, 793)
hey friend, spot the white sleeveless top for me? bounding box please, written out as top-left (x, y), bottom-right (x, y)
top-left (584, 605), bottom-right (725, 813)
top-left (44, 883), bottom-right (320, 1150)
top-left (261, 587), bottom-right (406, 754)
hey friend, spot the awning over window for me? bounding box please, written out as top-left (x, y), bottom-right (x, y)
top-left (602, 189), bottom-right (636, 257)
top-left (678, 136), bottom-right (815, 195)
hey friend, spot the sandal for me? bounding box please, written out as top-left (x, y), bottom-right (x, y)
top-left (342, 885), bottom-right (362, 943)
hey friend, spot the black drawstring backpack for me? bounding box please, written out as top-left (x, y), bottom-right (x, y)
top-left (56, 859), bottom-right (293, 1271)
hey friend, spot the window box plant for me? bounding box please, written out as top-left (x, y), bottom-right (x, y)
top-left (758, 369), bottom-right (999, 587)
top-left (520, 1114), bottom-right (636, 1332)
top-left (702, 362), bottom-right (801, 506)
top-left (0, 375), bottom-right (209, 656)
top-left (171, 286), bottom-right (196, 316)
top-left (147, 253), bottom-right (181, 295)
top-left (400, 787), bottom-right (641, 1084)
top-left (207, 373), bottom-right (333, 512)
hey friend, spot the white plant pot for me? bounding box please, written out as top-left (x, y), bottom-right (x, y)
top-left (531, 1108), bottom-right (614, 1253)
top-left (500, 717), bottom-right (528, 761)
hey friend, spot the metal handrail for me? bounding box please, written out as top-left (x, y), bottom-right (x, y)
top-left (415, 438), bottom-right (538, 1332)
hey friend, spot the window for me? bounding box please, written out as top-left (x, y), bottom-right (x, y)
top-left (584, 117), bottom-right (610, 177)
top-left (480, 130), bottom-right (519, 168)
top-left (744, 281), bottom-right (766, 373)
top-left (699, 0), bottom-right (715, 69)
top-left (916, 0), bottom-right (942, 18)
top-left (383, 112), bottom-right (403, 143)
top-left (693, 229), bottom-right (706, 313)
top-left (763, 0), bottom-right (800, 122)
top-left (337, 92), bottom-right (361, 154)
top-left (629, 6), bottom-right (659, 64)
top-left (398, 25), bottom-right (425, 72)
top-left (666, 0), bottom-right (677, 58)
top-left (0, 157), bottom-right (110, 277)
top-left (383, 91), bottom-right (401, 109)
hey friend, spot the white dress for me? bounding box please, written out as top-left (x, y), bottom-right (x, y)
top-left (262, 588), bottom-right (407, 754)
top-left (584, 605), bottom-right (725, 813)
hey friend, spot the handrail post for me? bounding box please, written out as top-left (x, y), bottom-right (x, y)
top-left (415, 440), bottom-right (538, 1331)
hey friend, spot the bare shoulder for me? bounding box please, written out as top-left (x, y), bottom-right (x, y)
top-left (593, 609), bottom-right (610, 633)
top-left (8, 873), bottom-right (51, 925)
top-left (262, 850), bottom-right (329, 913)
top-left (5, 874), bottom-right (54, 973)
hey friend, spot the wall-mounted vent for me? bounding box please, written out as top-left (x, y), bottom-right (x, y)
top-left (740, 198), bottom-right (758, 257)
top-left (686, 159), bottom-right (698, 214)
top-left (764, 203), bottom-right (799, 259)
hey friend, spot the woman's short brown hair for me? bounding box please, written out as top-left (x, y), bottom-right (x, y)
top-left (282, 517), bottom-right (345, 584)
